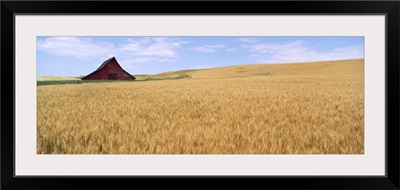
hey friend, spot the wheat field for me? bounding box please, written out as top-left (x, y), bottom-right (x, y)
top-left (37, 59), bottom-right (364, 154)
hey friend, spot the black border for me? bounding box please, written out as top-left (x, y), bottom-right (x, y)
top-left (1, 1), bottom-right (399, 189)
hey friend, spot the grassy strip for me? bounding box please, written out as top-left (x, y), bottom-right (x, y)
top-left (37, 80), bottom-right (82, 86)
top-left (143, 74), bottom-right (190, 81)
top-left (81, 80), bottom-right (134, 83)
top-left (37, 69), bottom-right (199, 86)
top-left (37, 75), bottom-right (190, 86)
top-left (37, 80), bottom-right (137, 86)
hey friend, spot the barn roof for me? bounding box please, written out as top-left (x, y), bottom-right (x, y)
top-left (95, 57), bottom-right (115, 72)
top-left (82, 57), bottom-right (136, 80)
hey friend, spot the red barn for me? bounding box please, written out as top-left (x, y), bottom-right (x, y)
top-left (82, 57), bottom-right (136, 80)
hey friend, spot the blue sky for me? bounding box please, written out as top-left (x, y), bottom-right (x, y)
top-left (37, 36), bottom-right (364, 76)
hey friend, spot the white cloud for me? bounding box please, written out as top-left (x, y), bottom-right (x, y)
top-left (116, 57), bottom-right (177, 70)
top-left (37, 37), bottom-right (116, 60)
top-left (237, 38), bottom-right (258, 43)
top-left (192, 44), bottom-right (227, 53)
top-left (242, 40), bottom-right (364, 63)
top-left (38, 37), bottom-right (188, 66)
top-left (124, 65), bottom-right (140, 69)
top-left (120, 37), bottom-right (188, 58)
top-left (125, 57), bottom-right (153, 63)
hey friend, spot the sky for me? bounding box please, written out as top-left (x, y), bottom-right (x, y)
top-left (37, 36), bottom-right (364, 76)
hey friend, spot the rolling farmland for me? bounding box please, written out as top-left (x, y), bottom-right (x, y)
top-left (37, 59), bottom-right (364, 154)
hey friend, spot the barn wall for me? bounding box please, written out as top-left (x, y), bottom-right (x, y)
top-left (83, 59), bottom-right (135, 80)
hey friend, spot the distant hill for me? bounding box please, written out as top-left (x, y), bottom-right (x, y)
top-left (187, 59), bottom-right (364, 79)
top-left (144, 59), bottom-right (363, 80)
top-left (37, 59), bottom-right (363, 82)
top-left (37, 76), bottom-right (81, 81)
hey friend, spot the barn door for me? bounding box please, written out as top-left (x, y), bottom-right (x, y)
top-left (108, 73), bottom-right (118, 80)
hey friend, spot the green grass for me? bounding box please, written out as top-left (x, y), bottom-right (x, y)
top-left (81, 80), bottom-right (134, 83)
top-left (37, 76), bottom-right (81, 81)
top-left (36, 70), bottom-right (200, 86)
top-left (133, 75), bottom-right (151, 81)
top-left (141, 69), bottom-right (200, 80)
top-left (37, 80), bottom-right (82, 86)
top-left (37, 80), bottom-right (140, 86)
